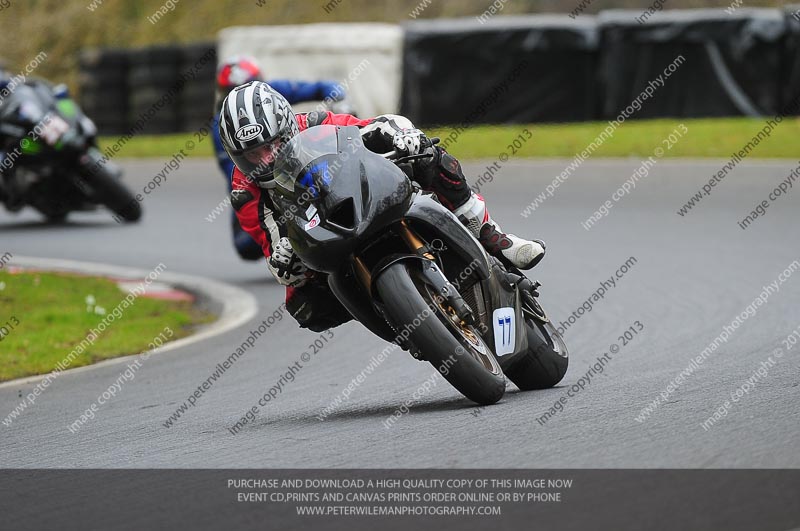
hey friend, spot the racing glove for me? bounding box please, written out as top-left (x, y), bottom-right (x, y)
top-left (392, 128), bottom-right (428, 157)
top-left (392, 128), bottom-right (440, 185)
top-left (268, 237), bottom-right (308, 287)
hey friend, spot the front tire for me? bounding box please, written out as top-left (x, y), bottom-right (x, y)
top-left (80, 167), bottom-right (141, 223)
top-left (32, 200), bottom-right (69, 223)
top-left (375, 262), bottom-right (506, 405)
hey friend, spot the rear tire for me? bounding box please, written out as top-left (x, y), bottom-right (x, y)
top-left (375, 262), bottom-right (506, 405)
top-left (501, 317), bottom-right (568, 391)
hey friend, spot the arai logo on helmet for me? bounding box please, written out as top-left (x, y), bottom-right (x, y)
top-left (235, 123), bottom-right (264, 142)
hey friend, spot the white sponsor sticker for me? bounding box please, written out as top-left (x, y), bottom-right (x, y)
top-left (305, 204), bottom-right (317, 220)
top-left (304, 213), bottom-right (320, 231)
top-left (492, 307), bottom-right (516, 356)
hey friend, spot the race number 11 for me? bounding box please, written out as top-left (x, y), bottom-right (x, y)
top-left (492, 307), bottom-right (515, 356)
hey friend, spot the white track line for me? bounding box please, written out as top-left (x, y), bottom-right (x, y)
top-left (0, 255), bottom-right (258, 389)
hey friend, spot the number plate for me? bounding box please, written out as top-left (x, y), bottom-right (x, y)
top-left (492, 307), bottom-right (516, 356)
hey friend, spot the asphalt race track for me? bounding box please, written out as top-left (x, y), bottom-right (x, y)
top-left (1, 157), bottom-right (798, 468)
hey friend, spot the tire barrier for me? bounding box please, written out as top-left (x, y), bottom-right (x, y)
top-left (598, 9), bottom-right (786, 120)
top-left (401, 16), bottom-right (599, 127)
top-left (402, 8), bottom-right (798, 126)
top-left (127, 45), bottom-right (184, 135)
top-left (79, 10), bottom-right (800, 135)
top-left (78, 42), bottom-right (216, 135)
top-left (79, 48), bottom-right (130, 135)
top-left (782, 5), bottom-right (800, 113)
top-left (179, 43), bottom-right (217, 134)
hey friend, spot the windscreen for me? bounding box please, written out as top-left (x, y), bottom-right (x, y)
top-left (273, 124), bottom-right (340, 197)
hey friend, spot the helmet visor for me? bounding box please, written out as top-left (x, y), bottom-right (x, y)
top-left (231, 140), bottom-right (284, 181)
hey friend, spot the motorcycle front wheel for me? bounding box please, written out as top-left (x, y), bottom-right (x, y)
top-left (78, 154), bottom-right (141, 222)
top-left (375, 261), bottom-right (506, 406)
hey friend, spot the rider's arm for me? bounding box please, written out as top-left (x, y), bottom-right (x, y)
top-left (269, 80), bottom-right (343, 105)
top-left (230, 167), bottom-right (282, 258)
top-left (347, 113), bottom-right (440, 184)
top-left (314, 112), bottom-right (413, 152)
top-left (355, 114), bottom-right (416, 153)
top-left (309, 111), bottom-right (436, 178)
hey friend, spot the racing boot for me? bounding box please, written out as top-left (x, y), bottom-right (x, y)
top-left (453, 192), bottom-right (545, 270)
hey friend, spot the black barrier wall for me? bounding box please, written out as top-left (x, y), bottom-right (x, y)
top-left (400, 16), bottom-right (599, 127)
top-left (79, 43), bottom-right (216, 135)
top-left (598, 9), bottom-right (786, 120)
top-left (402, 8), bottom-right (799, 126)
top-left (782, 5), bottom-right (800, 112)
top-left (79, 48), bottom-right (130, 135)
top-left (79, 9), bottom-right (800, 134)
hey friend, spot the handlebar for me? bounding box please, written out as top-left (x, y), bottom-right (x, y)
top-left (381, 136), bottom-right (440, 166)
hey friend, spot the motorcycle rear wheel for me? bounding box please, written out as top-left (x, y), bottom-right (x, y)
top-left (499, 296), bottom-right (569, 391)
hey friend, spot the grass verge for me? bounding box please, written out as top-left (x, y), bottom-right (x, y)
top-left (430, 117), bottom-right (800, 159)
top-left (98, 117), bottom-right (800, 161)
top-left (0, 270), bottom-right (213, 381)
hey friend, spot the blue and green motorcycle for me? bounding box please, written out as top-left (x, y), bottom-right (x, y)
top-left (0, 81), bottom-right (140, 223)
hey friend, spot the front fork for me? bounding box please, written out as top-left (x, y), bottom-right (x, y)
top-left (353, 220), bottom-right (476, 325)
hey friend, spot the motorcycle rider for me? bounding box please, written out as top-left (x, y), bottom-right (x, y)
top-left (219, 81), bottom-right (546, 331)
top-left (0, 66), bottom-right (28, 206)
top-left (211, 56), bottom-right (348, 260)
top-left (0, 67), bottom-right (72, 208)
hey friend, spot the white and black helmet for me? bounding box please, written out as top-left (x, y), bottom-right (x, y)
top-left (218, 81), bottom-right (299, 182)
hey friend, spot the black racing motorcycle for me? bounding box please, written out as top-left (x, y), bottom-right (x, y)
top-left (0, 81), bottom-right (140, 223)
top-left (268, 125), bottom-right (568, 405)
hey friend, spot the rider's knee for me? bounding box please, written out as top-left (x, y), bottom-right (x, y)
top-left (286, 283), bottom-right (352, 332)
top-left (234, 238), bottom-right (263, 260)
